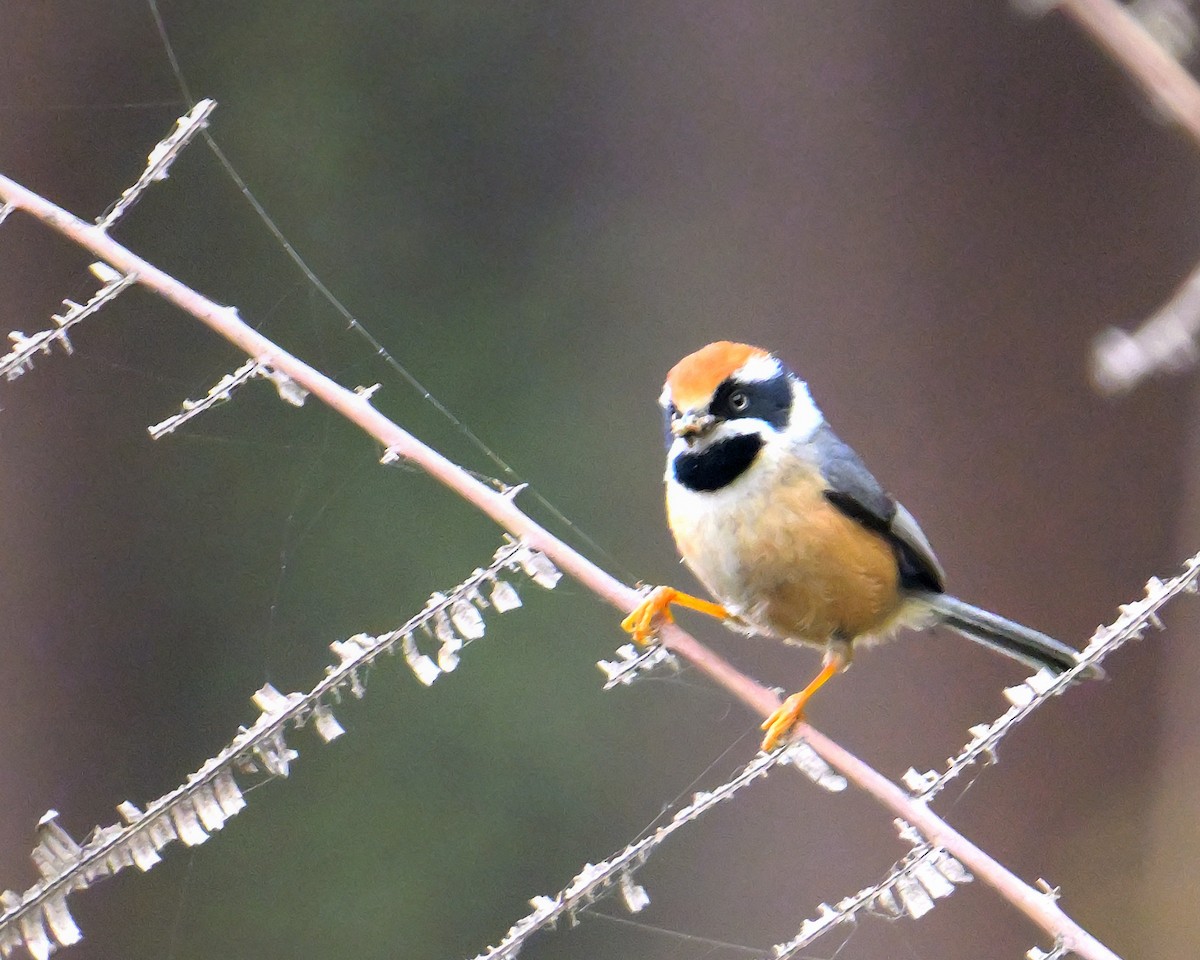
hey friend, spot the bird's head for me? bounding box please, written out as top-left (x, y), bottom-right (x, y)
top-left (658, 341), bottom-right (823, 491)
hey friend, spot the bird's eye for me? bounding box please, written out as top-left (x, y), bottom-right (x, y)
top-left (728, 390), bottom-right (749, 413)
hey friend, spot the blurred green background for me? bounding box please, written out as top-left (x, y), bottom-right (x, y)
top-left (1, 2), bottom-right (1198, 958)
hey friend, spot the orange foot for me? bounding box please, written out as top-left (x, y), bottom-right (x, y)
top-left (760, 657), bottom-right (842, 751)
top-left (621, 586), bottom-right (729, 645)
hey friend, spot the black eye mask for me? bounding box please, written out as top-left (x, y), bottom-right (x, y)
top-left (709, 374), bottom-right (791, 428)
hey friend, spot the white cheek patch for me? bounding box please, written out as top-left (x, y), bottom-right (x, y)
top-left (665, 436), bottom-right (688, 480)
top-left (788, 379), bottom-right (822, 441)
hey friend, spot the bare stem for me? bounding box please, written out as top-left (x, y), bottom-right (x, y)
top-left (0, 172), bottom-right (1121, 959)
top-left (1051, 0), bottom-right (1200, 390)
top-left (1056, 0), bottom-right (1200, 146)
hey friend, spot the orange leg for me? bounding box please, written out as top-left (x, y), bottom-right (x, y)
top-left (760, 652), bottom-right (846, 751)
top-left (621, 586), bottom-right (730, 645)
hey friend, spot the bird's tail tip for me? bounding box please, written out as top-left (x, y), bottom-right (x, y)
top-left (918, 592), bottom-right (1104, 682)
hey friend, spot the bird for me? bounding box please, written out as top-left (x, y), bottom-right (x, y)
top-left (621, 340), bottom-right (1099, 751)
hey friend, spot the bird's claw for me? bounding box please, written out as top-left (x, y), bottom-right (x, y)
top-left (621, 586), bottom-right (677, 645)
top-left (760, 692), bottom-right (807, 752)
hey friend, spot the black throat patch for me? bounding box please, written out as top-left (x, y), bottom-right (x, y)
top-left (673, 434), bottom-right (764, 492)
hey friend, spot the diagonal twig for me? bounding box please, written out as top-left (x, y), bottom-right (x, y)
top-left (0, 170), bottom-right (1134, 960)
top-left (904, 552), bottom-right (1200, 801)
top-left (95, 98), bottom-right (215, 231)
top-left (0, 540), bottom-right (555, 959)
top-left (147, 357), bottom-right (308, 438)
top-left (0, 263), bottom-right (136, 382)
top-left (1052, 0), bottom-right (1200, 145)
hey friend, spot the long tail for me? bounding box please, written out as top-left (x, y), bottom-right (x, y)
top-left (917, 592), bottom-right (1102, 680)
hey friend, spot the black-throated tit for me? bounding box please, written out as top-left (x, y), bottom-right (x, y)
top-left (622, 341), bottom-right (1098, 750)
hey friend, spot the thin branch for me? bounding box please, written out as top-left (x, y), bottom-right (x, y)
top-left (466, 739), bottom-right (846, 960)
top-left (0, 541), bottom-right (554, 959)
top-left (0, 263), bottom-right (136, 382)
top-left (1032, 0), bottom-right (1200, 395)
top-left (768, 822), bottom-right (974, 960)
top-left (1051, 0), bottom-right (1200, 145)
top-left (471, 792), bottom-right (973, 960)
top-left (596, 641), bottom-right (679, 687)
top-left (0, 171), bottom-right (1134, 960)
top-left (905, 552), bottom-right (1200, 801)
top-left (0, 101), bottom-right (213, 391)
top-left (94, 98), bottom-right (215, 231)
top-left (1091, 259), bottom-right (1200, 393)
top-left (147, 357), bottom-right (308, 438)
top-left (467, 748), bottom-right (785, 960)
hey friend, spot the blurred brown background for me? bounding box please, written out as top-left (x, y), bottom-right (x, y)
top-left (1, 2), bottom-right (1197, 958)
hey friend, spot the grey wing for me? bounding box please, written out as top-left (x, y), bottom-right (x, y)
top-left (889, 501), bottom-right (945, 592)
top-left (809, 424), bottom-right (945, 593)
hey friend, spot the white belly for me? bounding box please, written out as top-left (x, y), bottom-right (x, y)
top-left (665, 448), bottom-right (905, 646)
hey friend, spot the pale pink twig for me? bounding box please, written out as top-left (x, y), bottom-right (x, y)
top-left (0, 172), bottom-right (1121, 959)
top-left (1056, 0), bottom-right (1200, 145)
